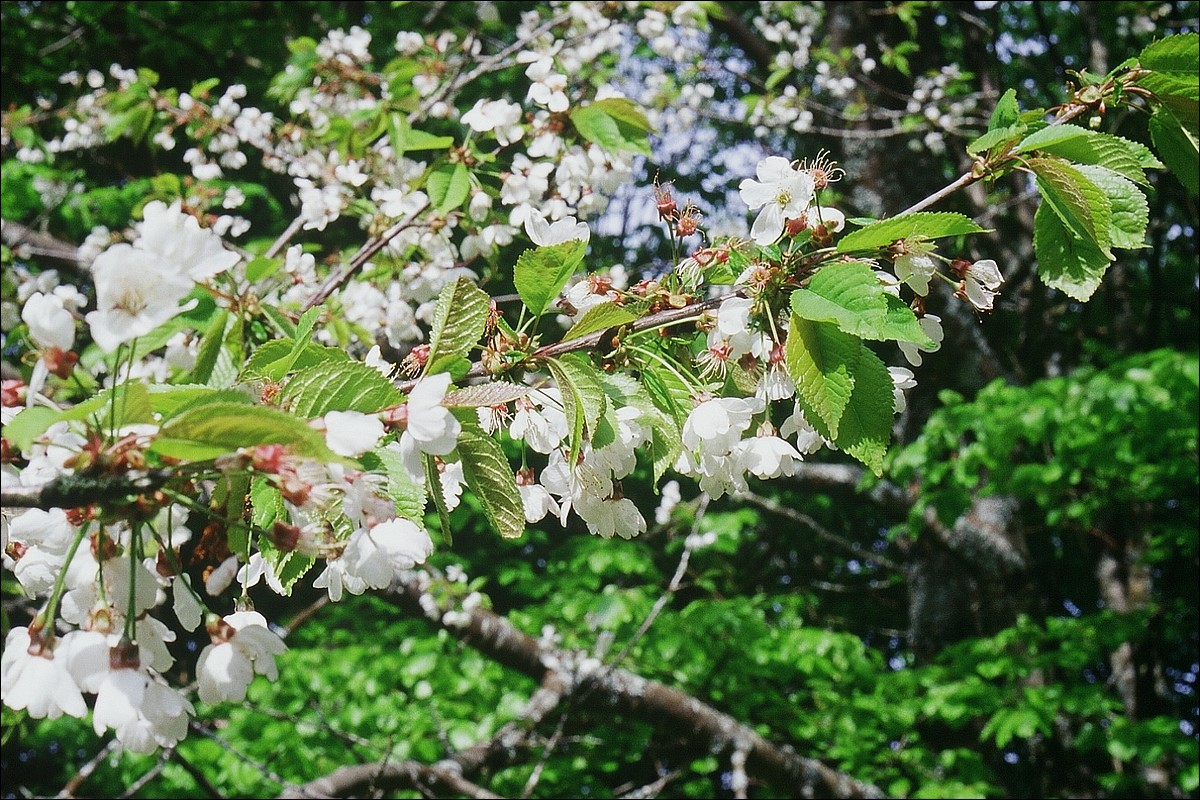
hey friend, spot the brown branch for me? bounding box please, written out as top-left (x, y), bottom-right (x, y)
top-left (1, 470), bottom-right (177, 510)
top-left (383, 570), bottom-right (887, 799)
top-left (277, 759), bottom-right (502, 800)
top-left (2, 218), bottom-right (86, 266)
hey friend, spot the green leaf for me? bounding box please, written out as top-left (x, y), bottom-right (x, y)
top-left (546, 353), bottom-right (607, 463)
top-left (426, 162), bottom-right (470, 213)
top-left (359, 448), bottom-right (426, 522)
top-left (424, 454), bottom-right (454, 546)
top-left (834, 343), bottom-right (894, 476)
top-left (600, 372), bottom-right (681, 484)
top-left (562, 302), bottom-right (639, 341)
top-left (785, 315), bottom-right (859, 440)
top-left (425, 276), bottom-right (490, 370)
top-left (3, 406), bottom-right (62, 452)
top-left (281, 359), bottom-right (403, 418)
top-left (569, 97), bottom-right (653, 155)
top-left (1033, 201), bottom-right (1111, 301)
top-left (153, 403), bottom-right (337, 462)
top-left (241, 339), bottom-right (349, 380)
top-left (1028, 157), bottom-right (1114, 258)
top-left (149, 385), bottom-right (253, 420)
top-left (1149, 107), bottom-right (1199, 196)
top-left (513, 240), bottom-right (588, 317)
top-left (245, 255), bottom-right (281, 283)
top-left (1017, 125), bottom-right (1152, 185)
top-left (1074, 165), bottom-right (1149, 250)
top-left (456, 424), bottom-right (525, 539)
top-left (188, 308), bottom-right (230, 385)
top-left (988, 88), bottom-right (1020, 130)
top-left (250, 477), bottom-right (284, 529)
top-left (966, 123), bottom-right (1026, 155)
top-left (1140, 33), bottom-right (1199, 74)
top-left (790, 261), bottom-right (935, 345)
top-left (443, 382), bottom-right (532, 407)
top-left (837, 212), bottom-right (987, 253)
top-left (259, 306), bottom-right (323, 381)
top-left (390, 114), bottom-right (455, 154)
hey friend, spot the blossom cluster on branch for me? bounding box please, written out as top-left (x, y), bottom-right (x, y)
top-left (1, 1), bottom-right (1193, 758)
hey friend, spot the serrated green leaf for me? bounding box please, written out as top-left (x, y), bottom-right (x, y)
top-left (1149, 107), bottom-right (1199, 196)
top-left (790, 261), bottom-right (935, 346)
top-left (546, 353), bottom-right (607, 463)
top-left (989, 88), bottom-right (1020, 130)
top-left (426, 162), bottom-right (470, 213)
top-left (835, 343), bottom-right (894, 476)
top-left (967, 123), bottom-right (1026, 155)
top-left (1074, 165), bottom-right (1149, 250)
top-left (562, 302), bottom-right (640, 341)
top-left (1017, 125), bottom-right (1151, 185)
top-left (1033, 201), bottom-right (1111, 301)
top-left (570, 98), bottom-right (653, 155)
top-left (443, 382), bottom-right (531, 407)
top-left (189, 308), bottom-right (230, 385)
top-left (245, 256), bottom-right (281, 283)
top-left (1028, 157), bottom-right (1114, 258)
top-left (149, 385), bottom-right (253, 420)
top-left (513, 240), bottom-right (587, 317)
top-left (360, 447), bottom-right (427, 522)
top-left (256, 527), bottom-right (316, 596)
top-left (456, 424), bottom-right (525, 539)
top-left (424, 454), bottom-right (454, 546)
top-left (261, 306), bottom-right (322, 382)
top-left (241, 339), bottom-right (349, 380)
top-left (153, 403), bottom-right (337, 462)
top-left (785, 315), bottom-right (859, 440)
top-left (3, 406), bottom-right (64, 452)
top-left (837, 212), bottom-right (987, 253)
top-left (640, 360), bottom-right (693, 434)
top-left (391, 114), bottom-right (455, 153)
top-left (426, 276), bottom-right (490, 370)
top-left (250, 477), bottom-right (284, 529)
top-left (281, 359), bottom-right (403, 418)
top-left (1139, 33), bottom-right (1199, 85)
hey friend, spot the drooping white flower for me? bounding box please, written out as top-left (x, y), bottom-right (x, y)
top-left (899, 314), bottom-right (944, 367)
top-left (524, 208), bottom-right (590, 247)
top-left (0, 628), bottom-right (87, 720)
top-left (737, 433), bottom-right (804, 479)
top-left (739, 156), bottom-right (815, 245)
top-left (575, 492), bottom-right (647, 540)
top-left (894, 240), bottom-right (938, 295)
top-left (327, 518), bottom-right (435, 597)
top-left (889, 366), bottom-right (917, 414)
top-left (402, 373), bottom-right (461, 455)
top-left (196, 611), bottom-right (287, 704)
top-left (958, 259), bottom-right (1004, 311)
top-left (780, 404), bottom-right (826, 454)
top-left (681, 397), bottom-right (763, 456)
top-left (92, 666), bottom-right (194, 753)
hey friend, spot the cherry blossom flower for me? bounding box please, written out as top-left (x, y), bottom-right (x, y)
top-left (524, 208), bottom-right (590, 247)
top-left (893, 239), bottom-right (939, 295)
top-left (461, 98), bottom-right (525, 146)
top-left (0, 627), bottom-right (87, 720)
top-left (889, 366), bottom-right (917, 413)
top-left (22, 292), bottom-right (74, 351)
top-left (899, 314), bottom-right (944, 367)
top-left (739, 156), bottom-right (815, 245)
top-left (955, 258), bottom-right (1004, 311)
top-left (196, 611), bottom-right (288, 704)
top-left (85, 245), bottom-right (193, 352)
top-left (397, 373), bottom-right (462, 479)
top-left (322, 410), bottom-right (385, 457)
top-left (737, 431), bottom-right (804, 479)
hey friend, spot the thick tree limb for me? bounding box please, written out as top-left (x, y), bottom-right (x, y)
top-left (1, 218), bottom-right (85, 266)
top-left (384, 570), bottom-right (887, 799)
top-left (0, 470), bottom-right (176, 510)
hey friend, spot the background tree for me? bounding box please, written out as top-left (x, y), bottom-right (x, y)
top-left (2, 2), bottom-right (1196, 798)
